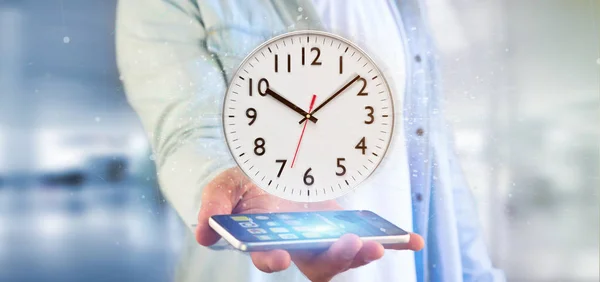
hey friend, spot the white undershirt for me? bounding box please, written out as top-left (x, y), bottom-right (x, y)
top-left (311, 1), bottom-right (416, 281)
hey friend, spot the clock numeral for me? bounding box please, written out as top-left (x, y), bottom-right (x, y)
top-left (303, 47), bottom-right (321, 66)
top-left (249, 78), bottom-right (269, 96)
top-left (249, 78), bottom-right (253, 96)
top-left (364, 106), bottom-right (374, 124)
top-left (303, 168), bottom-right (314, 186)
top-left (258, 78), bottom-right (269, 96)
top-left (246, 108), bottom-right (257, 126)
top-left (336, 158), bottom-right (346, 176)
top-left (339, 56), bottom-right (343, 74)
top-left (274, 54), bottom-right (278, 72)
top-left (355, 137), bottom-right (367, 155)
top-left (254, 137), bottom-right (266, 156)
top-left (287, 54), bottom-right (292, 72)
top-left (311, 47), bottom-right (322, 65)
top-left (275, 159), bottom-right (287, 177)
top-left (357, 77), bottom-right (368, 96)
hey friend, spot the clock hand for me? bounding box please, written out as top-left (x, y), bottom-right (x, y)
top-left (291, 94), bottom-right (317, 168)
top-left (298, 74), bottom-right (361, 124)
top-left (265, 88), bottom-right (318, 123)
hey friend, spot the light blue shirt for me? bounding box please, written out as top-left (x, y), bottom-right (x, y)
top-left (312, 0), bottom-right (417, 281)
top-left (115, 0), bottom-right (506, 281)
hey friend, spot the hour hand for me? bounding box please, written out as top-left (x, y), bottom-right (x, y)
top-left (265, 88), bottom-right (318, 123)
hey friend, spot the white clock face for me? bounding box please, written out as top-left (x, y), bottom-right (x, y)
top-left (223, 31), bottom-right (394, 202)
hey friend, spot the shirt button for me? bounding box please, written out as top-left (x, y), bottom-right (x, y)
top-left (415, 193), bottom-right (423, 202)
top-left (415, 55), bottom-right (422, 63)
top-left (416, 128), bottom-right (424, 136)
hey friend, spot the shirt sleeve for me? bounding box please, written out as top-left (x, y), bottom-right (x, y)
top-left (445, 127), bottom-right (506, 282)
top-left (115, 0), bottom-right (236, 232)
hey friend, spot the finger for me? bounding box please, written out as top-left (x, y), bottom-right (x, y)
top-left (294, 233), bottom-right (362, 280)
top-left (348, 240), bottom-right (385, 269)
top-left (319, 233), bottom-right (363, 265)
top-left (250, 250), bottom-right (291, 273)
top-left (288, 249), bottom-right (320, 262)
top-left (195, 201), bottom-right (232, 246)
top-left (196, 168), bottom-right (248, 246)
top-left (384, 233), bottom-right (425, 251)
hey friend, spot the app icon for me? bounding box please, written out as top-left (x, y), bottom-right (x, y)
top-left (266, 221), bottom-right (279, 226)
top-left (278, 233), bottom-right (298, 240)
top-left (302, 232), bottom-right (321, 238)
top-left (313, 225), bottom-right (334, 232)
top-left (231, 216), bottom-right (250, 222)
top-left (276, 214), bottom-right (294, 220)
top-left (284, 220), bottom-right (302, 226)
top-left (255, 235), bottom-right (272, 241)
top-left (269, 227), bottom-right (289, 233)
top-left (255, 215), bottom-right (270, 220)
top-left (292, 226), bottom-right (312, 232)
top-left (247, 228), bottom-right (267, 234)
top-left (239, 222), bottom-right (258, 228)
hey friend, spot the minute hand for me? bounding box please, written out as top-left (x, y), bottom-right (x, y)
top-left (265, 88), bottom-right (318, 123)
top-left (299, 75), bottom-right (361, 124)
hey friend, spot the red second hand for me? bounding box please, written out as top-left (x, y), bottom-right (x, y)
top-left (291, 94), bottom-right (317, 168)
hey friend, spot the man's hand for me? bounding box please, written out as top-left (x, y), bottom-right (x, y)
top-left (195, 167), bottom-right (424, 282)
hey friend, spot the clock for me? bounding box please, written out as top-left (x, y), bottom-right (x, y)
top-left (222, 30), bottom-right (395, 202)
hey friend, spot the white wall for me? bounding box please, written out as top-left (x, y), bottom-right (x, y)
top-left (427, 0), bottom-right (599, 280)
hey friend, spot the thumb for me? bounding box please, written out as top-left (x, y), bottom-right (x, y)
top-left (384, 233), bottom-right (425, 251)
top-left (195, 167), bottom-right (249, 246)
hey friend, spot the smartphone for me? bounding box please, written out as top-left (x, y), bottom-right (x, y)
top-left (208, 210), bottom-right (409, 252)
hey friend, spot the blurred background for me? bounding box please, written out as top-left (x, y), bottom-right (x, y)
top-left (0, 0), bottom-right (597, 281)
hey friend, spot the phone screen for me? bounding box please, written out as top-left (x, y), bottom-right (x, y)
top-left (211, 210), bottom-right (407, 243)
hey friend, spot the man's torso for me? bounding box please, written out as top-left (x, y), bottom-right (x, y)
top-left (175, 1), bottom-right (417, 281)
